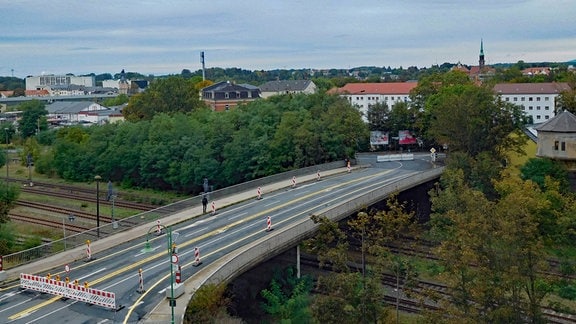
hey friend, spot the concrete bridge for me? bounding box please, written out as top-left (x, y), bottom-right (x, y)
top-left (144, 165), bottom-right (444, 323)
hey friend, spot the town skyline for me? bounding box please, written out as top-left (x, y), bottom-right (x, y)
top-left (2, 1), bottom-right (575, 78)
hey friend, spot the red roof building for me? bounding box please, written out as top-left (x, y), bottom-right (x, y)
top-left (330, 82), bottom-right (418, 120)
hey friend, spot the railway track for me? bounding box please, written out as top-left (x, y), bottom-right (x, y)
top-left (13, 200), bottom-right (139, 226)
top-left (299, 253), bottom-right (576, 323)
top-left (9, 214), bottom-right (92, 233)
top-left (21, 186), bottom-right (157, 211)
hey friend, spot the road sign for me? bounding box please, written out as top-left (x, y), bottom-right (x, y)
top-left (430, 147), bottom-right (436, 153)
top-left (65, 264), bottom-right (70, 274)
top-left (171, 254), bottom-right (179, 264)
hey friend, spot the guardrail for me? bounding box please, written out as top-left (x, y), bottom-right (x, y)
top-left (376, 153), bottom-right (414, 162)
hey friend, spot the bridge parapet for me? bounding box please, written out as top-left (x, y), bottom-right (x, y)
top-left (147, 167), bottom-right (445, 323)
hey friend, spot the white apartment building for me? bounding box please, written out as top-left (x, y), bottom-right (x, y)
top-left (25, 75), bottom-right (95, 91)
top-left (330, 82), bottom-right (418, 120)
top-left (493, 82), bottom-right (571, 123)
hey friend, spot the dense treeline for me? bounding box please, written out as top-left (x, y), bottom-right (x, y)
top-left (35, 92), bottom-right (367, 194)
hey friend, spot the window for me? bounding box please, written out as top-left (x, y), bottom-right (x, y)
top-left (545, 97), bottom-right (549, 101)
top-left (536, 115), bottom-right (541, 120)
top-left (384, 96), bottom-right (388, 101)
top-left (562, 142), bottom-right (566, 151)
top-left (545, 106), bottom-right (549, 110)
top-left (545, 115), bottom-right (550, 120)
top-left (521, 97), bottom-right (525, 101)
top-left (225, 92), bottom-right (229, 99)
top-left (505, 97), bottom-right (510, 102)
top-left (554, 141), bottom-right (559, 150)
top-left (536, 97), bottom-right (541, 101)
top-left (537, 106), bottom-right (541, 110)
top-left (513, 97), bottom-right (518, 101)
top-left (529, 106), bottom-right (533, 110)
top-left (529, 97), bottom-right (533, 101)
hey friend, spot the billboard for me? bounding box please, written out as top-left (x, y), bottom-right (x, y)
top-left (398, 130), bottom-right (417, 145)
top-left (370, 131), bottom-right (389, 145)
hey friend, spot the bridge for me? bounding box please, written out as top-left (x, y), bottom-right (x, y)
top-left (0, 156), bottom-right (443, 323)
top-left (0, 93), bottom-right (118, 107)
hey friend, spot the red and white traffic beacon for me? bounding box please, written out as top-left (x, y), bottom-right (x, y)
top-left (167, 246), bottom-right (185, 299)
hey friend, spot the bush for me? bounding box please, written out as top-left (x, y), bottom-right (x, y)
top-left (558, 284), bottom-right (576, 300)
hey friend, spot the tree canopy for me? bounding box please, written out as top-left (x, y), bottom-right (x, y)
top-left (122, 76), bottom-right (207, 121)
top-left (38, 92), bottom-right (368, 194)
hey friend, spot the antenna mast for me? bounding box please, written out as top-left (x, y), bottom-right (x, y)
top-left (201, 51), bottom-right (206, 81)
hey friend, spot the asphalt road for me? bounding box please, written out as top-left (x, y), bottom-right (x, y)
top-left (0, 155), bottom-right (434, 323)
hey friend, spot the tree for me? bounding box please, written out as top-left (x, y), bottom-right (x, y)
top-left (122, 76), bottom-right (207, 121)
top-left (18, 100), bottom-right (48, 138)
top-left (427, 84), bottom-right (527, 159)
top-left (260, 267), bottom-right (313, 323)
top-left (367, 102), bottom-right (389, 131)
top-left (101, 94), bottom-right (129, 107)
top-left (520, 157), bottom-right (569, 193)
top-left (429, 169), bottom-right (552, 323)
top-left (185, 283), bottom-right (231, 323)
top-left (556, 88), bottom-right (576, 114)
top-left (0, 182), bottom-right (20, 224)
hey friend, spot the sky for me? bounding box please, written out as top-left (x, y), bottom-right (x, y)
top-left (1, 0), bottom-right (575, 78)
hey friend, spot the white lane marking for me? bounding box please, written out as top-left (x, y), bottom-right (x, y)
top-left (77, 268), bottom-right (107, 280)
top-left (228, 212), bottom-right (247, 221)
top-left (0, 297), bottom-right (33, 314)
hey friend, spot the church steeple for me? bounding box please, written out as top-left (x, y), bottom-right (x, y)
top-left (479, 39), bottom-right (485, 70)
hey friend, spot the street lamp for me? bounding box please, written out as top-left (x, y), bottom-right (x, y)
top-left (63, 214), bottom-right (75, 250)
top-left (143, 225), bottom-right (176, 324)
top-left (4, 128), bottom-right (8, 181)
top-left (94, 175), bottom-right (102, 238)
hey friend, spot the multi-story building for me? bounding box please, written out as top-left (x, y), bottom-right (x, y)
top-left (330, 82), bottom-right (418, 120)
top-left (25, 75), bottom-right (95, 91)
top-left (201, 81), bottom-right (260, 111)
top-left (493, 82), bottom-right (571, 123)
top-left (259, 80), bottom-right (316, 98)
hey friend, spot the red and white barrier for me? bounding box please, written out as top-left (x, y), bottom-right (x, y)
top-left (137, 268), bottom-right (145, 293)
top-left (20, 273), bottom-right (116, 309)
top-left (193, 247), bottom-right (202, 266)
top-left (317, 170), bottom-right (321, 181)
top-left (211, 201), bottom-right (216, 215)
top-left (266, 216), bottom-right (272, 232)
top-left (156, 220), bottom-right (162, 235)
top-left (257, 187), bottom-right (262, 200)
top-left (175, 265), bottom-right (181, 284)
top-left (347, 161), bottom-right (351, 173)
top-left (85, 240), bottom-right (92, 261)
top-left (291, 176), bottom-right (296, 188)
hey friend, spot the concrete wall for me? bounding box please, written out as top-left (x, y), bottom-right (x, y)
top-left (186, 167), bottom-right (444, 300)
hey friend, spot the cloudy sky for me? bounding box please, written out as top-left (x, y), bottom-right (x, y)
top-left (2, 0), bottom-right (575, 77)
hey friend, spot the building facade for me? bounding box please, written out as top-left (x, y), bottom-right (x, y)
top-left (26, 75), bottom-right (95, 91)
top-left (259, 80), bottom-right (317, 98)
top-left (493, 82), bottom-right (571, 123)
top-left (201, 81), bottom-right (260, 111)
top-left (330, 82), bottom-right (418, 120)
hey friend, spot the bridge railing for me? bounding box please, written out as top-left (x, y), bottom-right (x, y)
top-left (188, 167), bottom-right (445, 294)
top-left (1, 161), bottom-right (349, 271)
